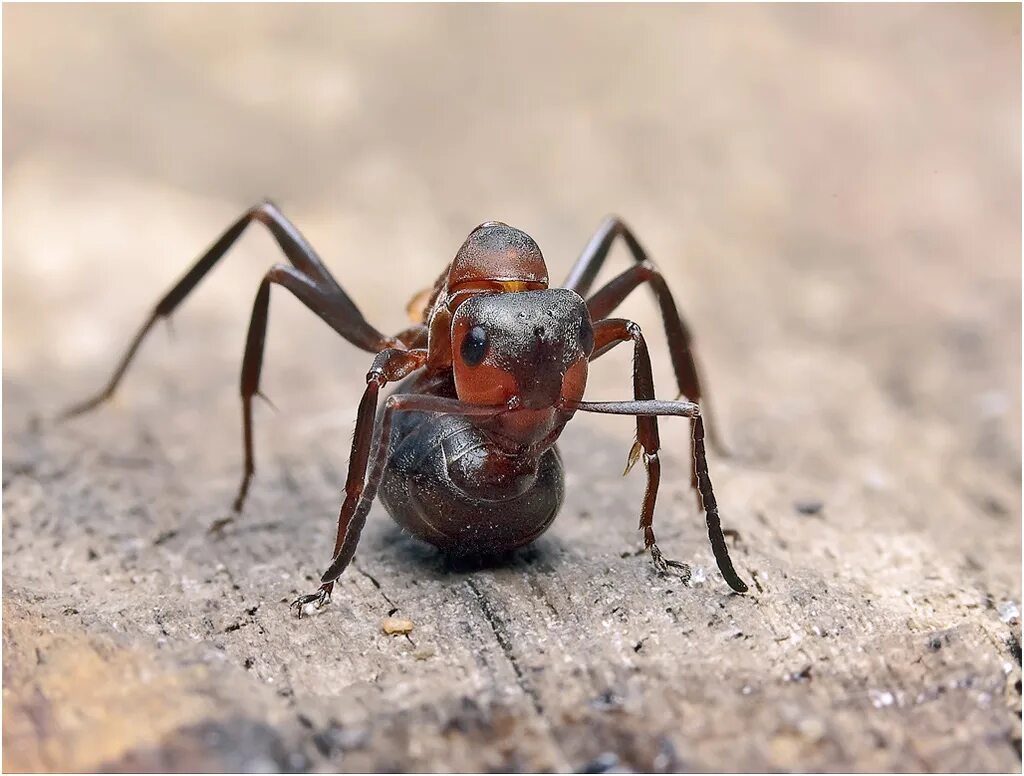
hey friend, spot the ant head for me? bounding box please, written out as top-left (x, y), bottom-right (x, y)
top-left (446, 222), bottom-right (549, 299)
top-left (451, 288), bottom-right (593, 422)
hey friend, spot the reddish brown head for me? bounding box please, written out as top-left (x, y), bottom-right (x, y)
top-left (450, 287), bottom-right (594, 448)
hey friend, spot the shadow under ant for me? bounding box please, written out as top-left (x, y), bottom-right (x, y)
top-left (372, 521), bottom-right (568, 578)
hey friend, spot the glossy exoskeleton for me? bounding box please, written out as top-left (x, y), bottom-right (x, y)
top-left (65, 203), bottom-right (749, 612)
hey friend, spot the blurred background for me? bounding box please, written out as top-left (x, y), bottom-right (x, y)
top-left (3, 5), bottom-right (1021, 772)
top-left (5, 2), bottom-right (1020, 559)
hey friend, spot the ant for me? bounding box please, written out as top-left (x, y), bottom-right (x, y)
top-left (64, 201), bottom-right (749, 613)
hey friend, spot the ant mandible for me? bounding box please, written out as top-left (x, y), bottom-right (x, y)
top-left (64, 201), bottom-right (749, 613)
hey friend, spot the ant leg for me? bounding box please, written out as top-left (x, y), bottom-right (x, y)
top-left (62, 200), bottom-right (399, 418)
top-left (231, 277), bottom-right (424, 517)
top-left (291, 348), bottom-right (428, 613)
top-left (692, 414), bottom-right (748, 593)
top-left (562, 217), bottom-right (724, 455)
top-left (587, 260), bottom-right (714, 506)
top-left (584, 318), bottom-right (748, 593)
top-left (229, 263), bottom-right (402, 516)
top-left (291, 382), bottom-right (507, 615)
top-left (588, 318), bottom-right (685, 580)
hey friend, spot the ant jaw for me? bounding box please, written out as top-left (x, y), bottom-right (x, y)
top-left (455, 394), bottom-right (578, 452)
top-left (481, 405), bottom-right (565, 448)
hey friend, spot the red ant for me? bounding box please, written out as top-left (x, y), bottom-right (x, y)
top-left (65, 202), bottom-right (748, 612)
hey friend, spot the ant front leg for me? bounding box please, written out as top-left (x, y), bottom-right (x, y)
top-left (291, 348), bottom-right (428, 615)
top-left (584, 318), bottom-right (748, 592)
top-left (563, 216), bottom-right (725, 457)
top-left (572, 317), bottom-right (748, 593)
top-left (588, 318), bottom-right (691, 581)
top-left (291, 385), bottom-right (509, 616)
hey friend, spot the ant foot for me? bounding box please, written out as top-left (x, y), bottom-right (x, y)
top-left (650, 544), bottom-right (691, 582)
top-left (290, 585), bottom-right (331, 617)
top-left (208, 515), bottom-right (235, 536)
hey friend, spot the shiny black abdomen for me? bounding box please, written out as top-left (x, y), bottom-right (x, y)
top-left (377, 377), bottom-right (564, 553)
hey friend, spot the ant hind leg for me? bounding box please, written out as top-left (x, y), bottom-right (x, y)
top-left (563, 216), bottom-right (725, 454)
top-left (62, 200), bottom-right (399, 420)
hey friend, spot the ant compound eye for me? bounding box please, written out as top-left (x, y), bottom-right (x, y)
top-left (461, 325), bottom-right (489, 366)
top-left (578, 317), bottom-right (594, 355)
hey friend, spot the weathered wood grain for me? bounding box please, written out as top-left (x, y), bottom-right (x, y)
top-left (3, 5), bottom-right (1020, 772)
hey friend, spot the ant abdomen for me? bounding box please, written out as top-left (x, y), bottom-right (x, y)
top-left (379, 409), bottom-right (564, 554)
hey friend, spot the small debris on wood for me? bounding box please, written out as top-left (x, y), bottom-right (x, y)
top-left (590, 689), bottom-right (624, 712)
top-left (382, 617), bottom-right (414, 636)
top-left (785, 665), bottom-right (813, 683)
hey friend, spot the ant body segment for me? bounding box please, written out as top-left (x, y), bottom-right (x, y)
top-left (65, 203), bottom-right (749, 612)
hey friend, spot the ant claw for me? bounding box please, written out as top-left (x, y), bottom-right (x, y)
top-left (650, 544), bottom-right (691, 583)
top-left (208, 515), bottom-right (234, 536)
top-left (290, 586), bottom-right (331, 617)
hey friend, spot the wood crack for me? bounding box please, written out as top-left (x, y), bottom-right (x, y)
top-left (465, 579), bottom-right (542, 718)
top-left (464, 578), bottom-right (573, 769)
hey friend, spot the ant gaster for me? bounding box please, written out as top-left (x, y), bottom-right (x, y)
top-left (65, 202), bottom-right (749, 611)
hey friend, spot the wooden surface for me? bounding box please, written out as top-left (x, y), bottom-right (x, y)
top-left (3, 5), bottom-right (1021, 772)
